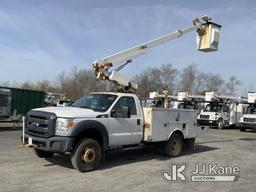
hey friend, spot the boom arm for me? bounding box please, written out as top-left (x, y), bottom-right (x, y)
top-left (93, 16), bottom-right (221, 93)
top-left (205, 91), bottom-right (247, 104)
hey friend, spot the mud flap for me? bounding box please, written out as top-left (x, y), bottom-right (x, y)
top-left (197, 126), bottom-right (208, 137)
top-left (184, 138), bottom-right (195, 152)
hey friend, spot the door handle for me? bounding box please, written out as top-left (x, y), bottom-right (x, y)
top-left (137, 119), bottom-right (141, 125)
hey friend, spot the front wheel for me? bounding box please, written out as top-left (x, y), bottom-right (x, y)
top-left (164, 133), bottom-right (183, 157)
top-left (217, 119), bottom-right (224, 129)
top-left (71, 138), bottom-right (102, 172)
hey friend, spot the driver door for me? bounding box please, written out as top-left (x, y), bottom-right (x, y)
top-left (223, 105), bottom-right (230, 123)
top-left (108, 96), bottom-right (143, 146)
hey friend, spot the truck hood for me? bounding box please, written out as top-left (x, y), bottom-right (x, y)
top-left (32, 107), bottom-right (102, 118)
top-left (241, 114), bottom-right (256, 119)
top-left (199, 111), bottom-right (220, 116)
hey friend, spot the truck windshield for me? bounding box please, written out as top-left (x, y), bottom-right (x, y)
top-left (204, 104), bottom-right (222, 113)
top-left (246, 106), bottom-right (256, 114)
top-left (178, 103), bottom-right (195, 110)
top-left (72, 94), bottom-right (117, 112)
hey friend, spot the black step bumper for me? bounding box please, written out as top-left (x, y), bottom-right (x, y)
top-left (197, 119), bottom-right (217, 126)
top-left (25, 134), bottom-right (75, 153)
top-left (236, 122), bottom-right (256, 130)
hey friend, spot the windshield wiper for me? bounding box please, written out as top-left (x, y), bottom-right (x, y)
top-left (80, 106), bottom-right (102, 112)
top-left (80, 106), bottom-right (92, 109)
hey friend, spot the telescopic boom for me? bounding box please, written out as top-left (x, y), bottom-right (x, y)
top-left (93, 16), bottom-right (221, 93)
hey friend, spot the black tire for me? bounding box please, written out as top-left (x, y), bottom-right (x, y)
top-left (71, 138), bottom-right (102, 172)
top-left (164, 133), bottom-right (183, 157)
top-left (217, 119), bottom-right (224, 129)
top-left (34, 148), bottom-right (54, 158)
top-left (240, 127), bottom-right (246, 132)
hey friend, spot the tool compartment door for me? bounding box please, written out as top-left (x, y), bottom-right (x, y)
top-left (143, 108), bottom-right (198, 142)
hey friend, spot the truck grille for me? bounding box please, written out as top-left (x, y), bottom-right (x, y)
top-left (200, 114), bottom-right (210, 119)
top-left (243, 117), bottom-right (256, 123)
top-left (26, 111), bottom-right (56, 138)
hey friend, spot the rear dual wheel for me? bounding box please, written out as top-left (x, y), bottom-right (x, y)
top-left (164, 133), bottom-right (183, 157)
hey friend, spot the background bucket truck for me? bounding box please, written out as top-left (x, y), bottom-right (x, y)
top-left (198, 91), bottom-right (247, 129)
top-left (237, 92), bottom-right (256, 132)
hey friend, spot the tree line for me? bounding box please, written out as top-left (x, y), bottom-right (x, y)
top-left (134, 64), bottom-right (241, 98)
top-left (1, 64), bottom-right (241, 100)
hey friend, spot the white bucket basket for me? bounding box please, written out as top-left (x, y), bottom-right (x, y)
top-left (248, 92), bottom-right (256, 103)
top-left (197, 22), bottom-right (221, 52)
top-left (178, 92), bottom-right (188, 101)
top-left (205, 91), bottom-right (217, 102)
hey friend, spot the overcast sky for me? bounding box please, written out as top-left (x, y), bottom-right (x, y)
top-left (0, 0), bottom-right (256, 94)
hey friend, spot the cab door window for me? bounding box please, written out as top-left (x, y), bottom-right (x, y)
top-left (223, 105), bottom-right (229, 113)
top-left (113, 97), bottom-right (137, 116)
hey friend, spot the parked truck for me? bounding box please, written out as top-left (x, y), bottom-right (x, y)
top-left (197, 91), bottom-right (247, 129)
top-left (44, 92), bottom-right (73, 107)
top-left (0, 86), bottom-right (45, 122)
top-left (173, 92), bottom-right (205, 113)
top-left (147, 91), bottom-right (204, 112)
top-left (0, 88), bottom-right (11, 119)
top-left (237, 92), bottom-right (256, 132)
top-left (24, 16), bottom-right (221, 172)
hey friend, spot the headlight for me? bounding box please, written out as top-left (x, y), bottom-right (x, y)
top-left (55, 118), bottom-right (75, 136)
top-left (211, 113), bottom-right (218, 119)
top-left (239, 117), bottom-right (243, 122)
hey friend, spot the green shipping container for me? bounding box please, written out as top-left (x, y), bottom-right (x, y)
top-left (0, 86), bottom-right (45, 117)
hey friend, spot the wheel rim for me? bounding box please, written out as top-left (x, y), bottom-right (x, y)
top-left (170, 136), bottom-right (181, 155)
top-left (82, 146), bottom-right (96, 164)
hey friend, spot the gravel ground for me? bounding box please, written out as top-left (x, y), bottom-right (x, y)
top-left (0, 128), bottom-right (255, 192)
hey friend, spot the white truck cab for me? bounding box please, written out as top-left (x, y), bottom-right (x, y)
top-left (198, 102), bottom-right (231, 129)
top-left (237, 92), bottom-right (256, 131)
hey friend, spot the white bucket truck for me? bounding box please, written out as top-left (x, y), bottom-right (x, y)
top-left (198, 91), bottom-right (246, 129)
top-left (237, 92), bottom-right (256, 132)
top-left (24, 16), bottom-right (220, 172)
top-left (172, 92), bottom-right (205, 113)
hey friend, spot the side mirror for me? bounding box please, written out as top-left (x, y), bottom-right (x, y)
top-left (111, 106), bottom-right (130, 118)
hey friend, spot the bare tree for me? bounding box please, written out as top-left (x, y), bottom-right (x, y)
top-left (204, 73), bottom-right (224, 92)
top-left (20, 80), bottom-right (35, 90)
top-left (194, 72), bottom-right (207, 94)
top-left (2, 64), bottom-right (243, 100)
top-left (179, 64), bottom-right (197, 94)
top-left (134, 69), bottom-right (156, 98)
top-left (224, 76), bottom-right (241, 95)
top-left (56, 66), bottom-right (108, 100)
top-left (134, 64), bottom-right (178, 97)
top-left (34, 80), bottom-right (55, 92)
top-left (0, 81), bottom-right (10, 87)
top-left (160, 64), bottom-right (178, 94)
